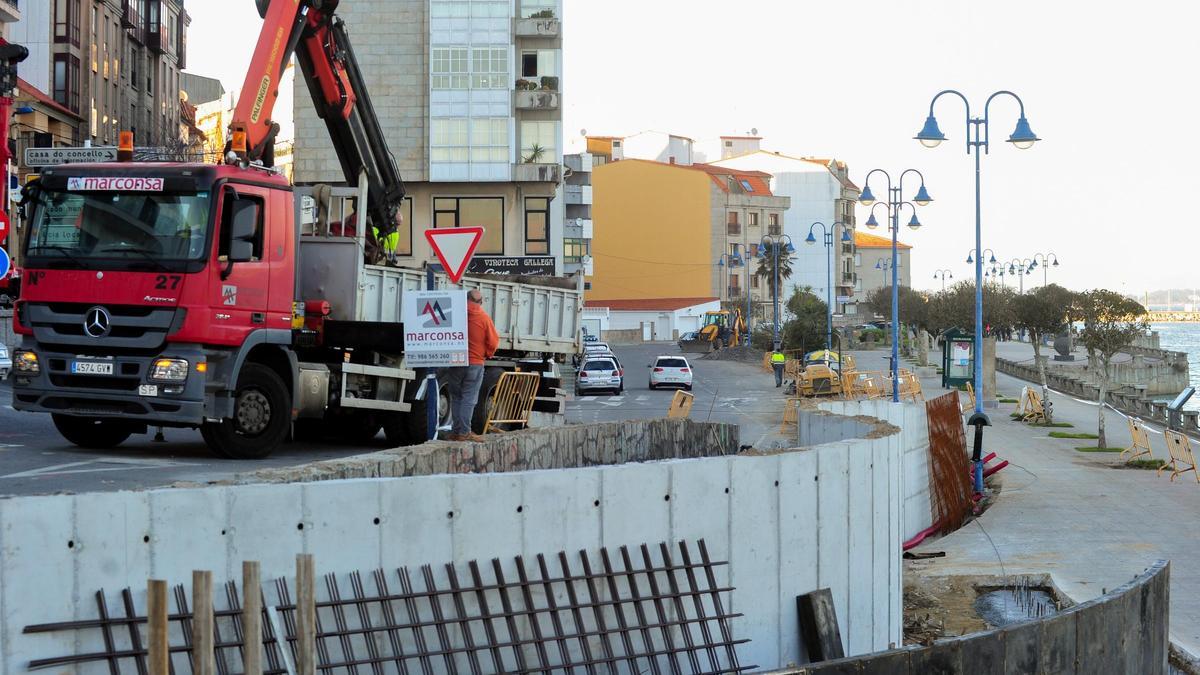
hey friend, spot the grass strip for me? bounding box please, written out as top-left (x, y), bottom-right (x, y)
top-left (1126, 459), bottom-right (1166, 470)
top-left (1049, 431), bottom-right (1099, 439)
top-left (1076, 446), bottom-right (1124, 453)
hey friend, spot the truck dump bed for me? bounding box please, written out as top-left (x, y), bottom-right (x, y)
top-left (295, 184), bottom-right (582, 358)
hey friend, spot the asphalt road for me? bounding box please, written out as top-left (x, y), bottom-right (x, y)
top-left (0, 343), bottom-right (790, 497)
top-left (0, 378), bottom-right (387, 497)
top-left (566, 342), bottom-right (790, 448)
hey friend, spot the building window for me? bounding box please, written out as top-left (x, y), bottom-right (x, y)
top-left (751, 274), bottom-right (759, 289)
top-left (430, 0), bottom-right (471, 18)
top-left (748, 212), bottom-right (759, 227)
top-left (564, 238), bottom-right (589, 262)
top-left (470, 118), bottom-right (509, 163)
top-left (53, 54), bottom-right (82, 113)
top-left (727, 212), bottom-right (739, 226)
top-left (520, 121), bottom-right (558, 163)
top-left (432, 197), bottom-right (504, 254)
top-left (525, 197), bottom-right (550, 255)
top-left (54, 0), bottom-right (82, 46)
top-left (431, 47), bottom-right (468, 89)
top-left (471, 48), bottom-right (509, 89)
top-left (520, 0), bottom-right (557, 18)
top-left (768, 213), bottom-right (780, 235)
top-left (520, 49), bottom-right (557, 79)
top-left (471, 1), bottom-right (509, 18)
top-left (430, 119), bottom-right (468, 163)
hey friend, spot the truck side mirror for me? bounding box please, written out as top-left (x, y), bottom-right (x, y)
top-left (228, 198), bottom-right (259, 263)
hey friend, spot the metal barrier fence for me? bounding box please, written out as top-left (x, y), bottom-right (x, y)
top-left (482, 371), bottom-right (541, 435)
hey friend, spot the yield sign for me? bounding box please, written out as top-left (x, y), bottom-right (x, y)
top-left (425, 227), bottom-right (483, 284)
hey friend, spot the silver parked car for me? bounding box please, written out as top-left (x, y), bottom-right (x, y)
top-left (576, 356), bottom-right (624, 395)
top-left (0, 344), bottom-right (10, 380)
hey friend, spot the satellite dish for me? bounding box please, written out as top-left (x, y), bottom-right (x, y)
top-left (580, 128), bottom-right (587, 137)
top-left (575, 218), bottom-right (583, 227)
top-left (750, 127), bottom-right (758, 136)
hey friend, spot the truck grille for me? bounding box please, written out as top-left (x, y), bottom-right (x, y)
top-left (27, 303), bottom-right (181, 351)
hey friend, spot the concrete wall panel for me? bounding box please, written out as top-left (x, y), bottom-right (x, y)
top-left (777, 448), bottom-right (819, 663)
top-left (845, 440), bottom-right (875, 655)
top-left (728, 454), bottom-right (782, 669)
top-left (816, 442), bottom-right (850, 654)
top-left (149, 487), bottom-right (228, 582)
top-left (381, 474), bottom-right (455, 568)
top-left (300, 480), bottom-right (383, 572)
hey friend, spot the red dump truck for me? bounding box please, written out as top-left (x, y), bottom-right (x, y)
top-left (9, 0), bottom-right (581, 458)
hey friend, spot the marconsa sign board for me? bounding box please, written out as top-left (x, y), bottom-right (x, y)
top-left (66, 176), bottom-right (165, 192)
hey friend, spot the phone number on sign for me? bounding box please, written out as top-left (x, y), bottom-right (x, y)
top-left (408, 352), bottom-right (469, 367)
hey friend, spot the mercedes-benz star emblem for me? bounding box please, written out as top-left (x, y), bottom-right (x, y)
top-left (84, 307), bottom-right (112, 338)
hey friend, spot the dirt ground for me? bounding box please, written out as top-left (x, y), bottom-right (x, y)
top-left (902, 569), bottom-right (1064, 645)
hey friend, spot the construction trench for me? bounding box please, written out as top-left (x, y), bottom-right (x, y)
top-left (0, 396), bottom-right (1173, 674)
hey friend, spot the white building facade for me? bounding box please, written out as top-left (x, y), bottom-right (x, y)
top-left (294, 0), bottom-right (565, 275)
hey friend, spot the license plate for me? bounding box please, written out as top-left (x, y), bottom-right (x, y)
top-left (72, 361), bottom-right (114, 375)
top-left (138, 384), bottom-right (158, 397)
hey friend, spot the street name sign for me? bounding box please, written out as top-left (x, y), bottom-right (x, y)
top-left (24, 146), bottom-right (118, 167)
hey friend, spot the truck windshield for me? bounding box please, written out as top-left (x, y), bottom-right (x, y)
top-left (25, 189), bottom-right (212, 267)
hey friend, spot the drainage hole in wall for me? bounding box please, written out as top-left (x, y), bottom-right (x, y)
top-left (663, 494), bottom-right (670, 501)
top-left (373, 517), bottom-right (380, 525)
top-left (724, 487), bottom-right (730, 494)
top-left (221, 529), bottom-right (227, 536)
top-left (774, 480), bottom-right (780, 487)
top-left (143, 535), bottom-right (150, 543)
top-left (67, 540), bottom-right (75, 549)
top-left (516, 505), bottom-right (524, 513)
top-left (297, 523), bottom-right (304, 531)
top-left (593, 500), bottom-right (600, 507)
top-left (447, 511), bottom-right (455, 519)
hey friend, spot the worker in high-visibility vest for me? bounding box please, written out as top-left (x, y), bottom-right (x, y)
top-left (771, 347), bottom-right (787, 388)
top-left (371, 225), bottom-right (401, 264)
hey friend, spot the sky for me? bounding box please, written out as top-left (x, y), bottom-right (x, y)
top-left (186, 0), bottom-right (1200, 295)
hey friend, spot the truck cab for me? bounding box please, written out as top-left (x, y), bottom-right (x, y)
top-left (13, 162), bottom-right (300, 455)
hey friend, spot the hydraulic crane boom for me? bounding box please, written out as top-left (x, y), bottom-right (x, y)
top-left (231, 0), bottom-right (405, 238)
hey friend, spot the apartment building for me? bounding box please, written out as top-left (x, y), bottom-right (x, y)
top-left (11, 0), bottom-right (189, 149)
top-left (293, 0), bottom-right (565, 275)
top-left (854, 231), bottom-right (912, 317)
top-left (562, 151), bottom-right (595, 278)
top-left (587, 158), bottom-right (789, 318)
top-left (0, 0), bottom-right (19, 40)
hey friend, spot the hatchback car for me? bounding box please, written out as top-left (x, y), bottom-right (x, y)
top-left (0, 344), bottom-right (9, 380)
top-left (576, 357), bottom-right (624, 395)
top-left (649, 356), bottom-right (692, 390)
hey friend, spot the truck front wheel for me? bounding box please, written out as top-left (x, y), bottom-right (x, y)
top-left (52, 414), bottom-right (133, 449)
top-left (201, 363), bottom-right (290, 459)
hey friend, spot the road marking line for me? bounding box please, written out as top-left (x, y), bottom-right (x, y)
top-left (635, 395), bottom-right (648, 402)
top-left (0, 458), bottom-right (197, 480)
top-left (580, 396), bottom-right (596, 402)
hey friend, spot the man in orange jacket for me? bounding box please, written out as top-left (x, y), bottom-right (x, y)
top-left (444, 289), bottom-right (499, 441)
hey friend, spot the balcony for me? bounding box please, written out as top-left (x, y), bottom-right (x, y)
top-left (727, 223), bottom-right (741, 236)
top-left (514, 162), bottom-right (561, 183)
top-left (0, 0), bottom-right (20, 23)
top-left (515, 89), bottom-right (560, 111)
top-left (565, 184), bottom-right (592, 205)
top-left (842, 272), bottom-right (857, 284)
top-left (727, 286), bottom-right (742, 298)
top-left (515, 17), bottom-right (561, 39)
top-left (564, 153), bottom-right (593, 173)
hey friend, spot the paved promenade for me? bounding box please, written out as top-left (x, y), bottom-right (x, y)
top-left (849, 348), bottom-right (1200, 655)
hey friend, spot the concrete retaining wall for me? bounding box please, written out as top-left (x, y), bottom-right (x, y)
top-left (784, 560), bottom-right (1170, 674)
top-left (815, 399), bottom-right (933, 543)
top-left (0, 417), bottom-right (906, 673)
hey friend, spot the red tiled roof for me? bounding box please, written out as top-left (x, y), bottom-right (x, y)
top-left (16, 77), bottom-right (83, 121)
top-left (687, 163), bottom-right (773, 195)
top-left (585, 297), bottom-right (720, 311)
top-left (855, 231), bottom-right (912, 250)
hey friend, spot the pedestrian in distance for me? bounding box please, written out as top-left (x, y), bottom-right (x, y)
top-left (771, 345), bottom-right (787, 388)
top-left (443, 289), bottom-right (499, 442)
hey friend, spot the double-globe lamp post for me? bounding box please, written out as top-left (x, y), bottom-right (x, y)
top-left (859, 170), bottom-right (932, 402)
top-left (917, 89), bottom-right (1040, 493)
top-left (806, 222), bottom-right (851, 353)
top-left (1032, 252), bottom-right (1060, 287)
top-left (1003, 257), bottom-right (1036, 294)
top-left (757, 234), bottom-right (794, 350)
top-left (933, 269), bottom-right (953, 291)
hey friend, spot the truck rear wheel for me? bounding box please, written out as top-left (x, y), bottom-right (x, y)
top-left (52, 414), bottom-right (133, 449)
top-left (201, 363), bottom-right (290, 459)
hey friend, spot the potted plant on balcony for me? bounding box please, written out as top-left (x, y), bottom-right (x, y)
top-left (515, 78), bottom-right (537, 91)
top-left (522, 144), bottom-right (547, 164)
top-left (539, 75), bottom-right (559, 91)
top-left (529, 9), bottom-right (555, 18)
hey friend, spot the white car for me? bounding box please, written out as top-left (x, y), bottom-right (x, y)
top-left (576, 356), bottom-right (624, 395)
top-left (649, 355), bottom-right (692, 390)
top-left (0, 344), bottom-right (10, 380)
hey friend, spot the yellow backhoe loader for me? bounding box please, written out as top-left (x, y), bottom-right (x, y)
top-left (679, 309), bottom-right (746, 353)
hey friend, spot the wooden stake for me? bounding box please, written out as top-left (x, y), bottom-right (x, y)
top-left (148, 579), bottom-right (169, 675)
top-left (243, 561), bottom-right (263, 675)
top-left (192, 571), bottom-right (215, 675)
top-left (296, 554), bottom-right (316, 675)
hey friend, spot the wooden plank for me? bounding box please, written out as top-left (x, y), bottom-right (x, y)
top-left (797, 588), bottom-right (845, 661)
top-left (192, 571), bottom-right (215, 675)
top-left (243, 561), bottom-right (263, 675)
top-left (296, 554), bottom-right (316, 675)
top-left (147, 579), bottom-right (169, 675)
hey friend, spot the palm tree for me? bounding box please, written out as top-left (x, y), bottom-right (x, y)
top-left (755, 242), bottom-right (794, 301)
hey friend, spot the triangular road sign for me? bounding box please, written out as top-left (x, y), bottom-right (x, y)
top-left (425, 227), bottom-right (484, 284)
